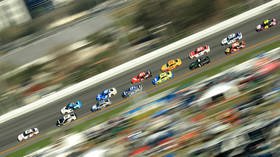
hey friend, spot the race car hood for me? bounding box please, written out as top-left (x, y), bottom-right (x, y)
top-left (61, 106), bottom-right (67, 112)
top-left (132, 76), bottom-right (138, 80)
top-left (65, 103), bottom-right (74, 109)
top-left (61, 106), bottom-right (73, 114)
top-left (75, 100), bottom-right (82, 108)
top-left (176, 59), bottom-right (182, 65)
top-left (96, 94), bottom-right (103, 101)
top-left (91, 104), bottom-right (98, 112)
top-left (122, 91), bottom-right (128, 97)
top-left (225, 48), bottom-right (231, 52)
top-left (17, 134), bottom-right (24, 141)
top-left (256, 24), bottom-right (262, 30)
top-left (190, 51), bottom-right (196, 56)
top-left (237, 32), bottom-right (242, 38)
top-left (161, 64), bottom-right (168, 71)
top-left (152, 76), bottom-right (160, 85)
top-left (103, 89), bottom-right (109, 95)
top-left (96, 94), bottom-right (108, 101)
top-left (131, 76), bottom-right (139, 83)
top-left (221, 38), bottom-right (228, 45)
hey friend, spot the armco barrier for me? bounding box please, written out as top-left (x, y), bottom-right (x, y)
top-left (0, 0), bottom-right (280, 124)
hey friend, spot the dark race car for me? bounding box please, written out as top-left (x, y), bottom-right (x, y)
top-left (122, 84), bottom-right (143, 98)
top-left (56, 112), bottom-right (77, 127)
top-left (189, 56), bottom-right (210, 70)
top-left (256, 18), bottom-right (277, 32)
top-left (131, 70), bottom-right (152, 84)
top-left (225, 41), bottom-right (246, 55)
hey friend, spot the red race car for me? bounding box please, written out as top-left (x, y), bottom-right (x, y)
top-left (189, 45), bottom-right (210, 59)
top-left (225, 41), bottom-right (246, 55)
top-left (131, 70), bottom-right (152, 84)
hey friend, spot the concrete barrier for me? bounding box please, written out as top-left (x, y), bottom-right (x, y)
top-left (0, 0), bottom-right (280, 124)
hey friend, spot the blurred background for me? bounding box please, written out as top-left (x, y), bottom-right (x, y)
top-left (0, 0), bottom-right (280, 157)
top-left (0, 0), bottom-right (270, 115)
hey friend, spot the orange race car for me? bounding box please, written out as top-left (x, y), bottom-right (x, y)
top-left (225, 41), bottom-right (246, 55)
top-left (161, 58), bottom-right (182, 72)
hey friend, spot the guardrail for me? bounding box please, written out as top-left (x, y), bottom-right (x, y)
top-left (0, 0), bottom-right (279, 124)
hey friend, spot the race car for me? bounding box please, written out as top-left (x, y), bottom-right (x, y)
top-left (60, 100), bottom-right (82, 115)
top-left (189, 56), bottom-right (210, 70)
top-left (221, 32), bottom-right (242, 45)
top-left (224, 40), bottom-right (246, 55)
top-left (152, 71), bottom-right (174, 85)
top-left (96, 88), bottom-right (117, 101)
top-left (256, 18), bottom-right (277, 32)
top-left (91, 99), bottom-right (112, 112)
top-left (161, 58), bottom-right (182, 72)
top-left (189, 45), bottom-right (210, 59)
top-left (122, 84), bottom-right (143, 98)
top-left (131, 70), bottom-right (152, 84)
top-left (17, 128), bottom-right (39, 142)
top-left (56, 112), bottom-right (77, 127)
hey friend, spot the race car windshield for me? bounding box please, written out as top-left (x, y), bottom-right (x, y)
top-left (23, 131), bottom-right (30, 136)
top-left (59, 118), bottom-right (64, 123)
top-left (167, 61), bottom-right (174, 66)
top-left (196, 47), bottom-right (202, 52)
top-left (228, 34), bottom-right (235, 39)
top-left (138, 72), bottom-right (145, 78)
top-left (155, 76), bottom-right (160, 81)
top-left (103, 90), bottom-right (109, 94)
top-left (65, 104), bottom-right (72, 109)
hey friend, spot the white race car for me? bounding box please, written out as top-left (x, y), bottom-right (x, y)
top-left (17, 128), bottom-right (39, 142)
top-left (91, 99), bottom-right (112, 112)
top-left (221, 32), bottom-right (242, 45)
top-left (56, 113), bottom-right (77, 127)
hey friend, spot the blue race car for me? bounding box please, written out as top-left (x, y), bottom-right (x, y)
top-left (122, 84), bottom-right (143, 98)
top-left (221, 32), bottom-right (242, 46)
top-left (96, 88), bottom-right (117, 101)
top-left (60, 101), bottom-right (82, 114)
top-left (91, 99), bottom-right (112, 112)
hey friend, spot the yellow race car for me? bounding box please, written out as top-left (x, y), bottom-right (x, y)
top-left (161, 58), bottom-right (182, 72)
top-left (152, 71), bottom-right (174, 85)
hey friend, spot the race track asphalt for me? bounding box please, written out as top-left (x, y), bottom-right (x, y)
top-left (1, 5), bottom-right (280, 155)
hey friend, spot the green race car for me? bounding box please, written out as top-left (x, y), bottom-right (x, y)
top-left (189, 56), bottom-right (210, 70)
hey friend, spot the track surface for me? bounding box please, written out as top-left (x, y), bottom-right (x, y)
top-left (1, 6), bottom-right (280, 155)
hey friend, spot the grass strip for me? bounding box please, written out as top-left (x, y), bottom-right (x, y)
top-left (6, 138), bottom-right (52, 157)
